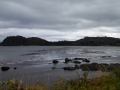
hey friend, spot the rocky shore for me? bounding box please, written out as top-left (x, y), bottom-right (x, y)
top-left (51, 57), bottom-right (120, 71)
top-left (80, 63), bottom-right (120, 71)
top-left (2, 57), bottom-right (120, 72)
top-left (1, 57), bottom-right (120, 72)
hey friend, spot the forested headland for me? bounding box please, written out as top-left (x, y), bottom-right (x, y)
top-left (0, 35), bottom-right (120, 46)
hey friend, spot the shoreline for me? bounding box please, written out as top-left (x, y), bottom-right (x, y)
top-left (0, 62), bottom-right (111, 86)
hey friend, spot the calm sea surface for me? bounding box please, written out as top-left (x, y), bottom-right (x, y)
top-left (0, 46), bottom-right (120, 84)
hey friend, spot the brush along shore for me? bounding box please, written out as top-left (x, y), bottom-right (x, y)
top-left (1, 67), bottom-right (120, 90)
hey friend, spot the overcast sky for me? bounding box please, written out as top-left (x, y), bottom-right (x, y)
top-left (0, 0), bottom-right (120, 41)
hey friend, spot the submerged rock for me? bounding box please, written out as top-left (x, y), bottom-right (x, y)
top-left (75, 65), bottom-right (80, 69)
top-left (80, 64), bottom-right (104, 71)
top-left (73, 58), bottom-right (85, 60)
top-left (63, 67), bottom-right (76, 71)
top-left (1, 66), bottom-right (10, 71)
top-left (80, 64), bottom-right (91, 71)
top-left (52, 67), bottom-right (56, 69)
top-left (101, 56), bottom-right (111, 58)
top-left (82, 59), bottom-right (90, 63)
top-left (14, 67), bottom-right (17, 70)
top-left (65, 58), bottom-right (72, 62)
top-left (73, 58), bottom-right (90, 63)
top-left (73, 61), bottom-right (81, 64)
top-left (53, 60), bottom-right (59, 64)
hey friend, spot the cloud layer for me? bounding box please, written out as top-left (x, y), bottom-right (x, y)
top-left (0, 0), bottom-right (120, 41)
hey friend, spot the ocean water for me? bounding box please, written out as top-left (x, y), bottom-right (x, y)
top-left (0, 46), bottom-right (120, 84)
top-left (0, 46), bottom-right (120, 65)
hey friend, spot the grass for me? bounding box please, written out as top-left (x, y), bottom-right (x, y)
top-left (1, 68), bottom-right (120, 90)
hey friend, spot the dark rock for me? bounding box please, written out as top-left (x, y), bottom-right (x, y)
top-left (85, 60), bottom-right (90, 63)
top-left (90, 65), bottom-right (100, 71)
top-left (75, 65), bottom-right (80, 69)
top-left (110, 63), bottom-right (120, 67)
top-left (52, 67), bottom-right (56, 69)
top-left (14, 67), bottom-right (17, 70)
top-left (91, 63), bottom-right (98, 65)
top-left (80, 64), bottom-right (100, 71)
top-left (65, 58), bottom-right (72, 62)
top-left (82, 59), bottom-right (90, 63)
top-left (80, 63), bottom-right (120, 71)
top-left (1, 66), bottom-right (10, 71)
top-left (101, 56), bottom-right (111, 58)
top-left (73, 58), bottom-right (85, 60)
top-left (73, 58), bottom-right (90, 63)
top-left (73, 61), bottom-right (81, 64)
top-left (80, 64), bottom-right (90, 71)
top-left (53, 60), bottom-right (59, 64)
top-left (63, 67), bottom-right (76, 71)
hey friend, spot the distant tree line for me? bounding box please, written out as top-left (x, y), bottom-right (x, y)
top-left (0, 35), bottom-right (120, 46)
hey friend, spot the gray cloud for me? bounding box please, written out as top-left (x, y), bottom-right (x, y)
top-left (0, 0), bottom-right (120, 41)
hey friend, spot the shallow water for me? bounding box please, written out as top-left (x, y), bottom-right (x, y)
top-left (0, 46), bottom-right (120, 66)
top-left (0, 46), bottom-right (120, 84)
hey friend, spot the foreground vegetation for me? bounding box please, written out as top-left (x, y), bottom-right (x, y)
top-left (1, 68), bottom-right (120, 90)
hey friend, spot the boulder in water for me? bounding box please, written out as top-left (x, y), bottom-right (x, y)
top-left (14, 67), bottom-right (17, 70)
top-left (53, 60), bottom-right (59, 64)
top-left (1, 66), bottom-right (10, 71)
top-left (65, 58), bottom-right (72, 62)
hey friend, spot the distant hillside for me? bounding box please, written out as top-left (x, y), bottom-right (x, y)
top-left (0, 36), bottom-right (48, 46)
top-left (49, 41), bottom-right (76, 46)
top-left (0, 36), bottom-right (27, 46)
top-left (76, 37), bottom-right (120, 46)
top-left (77, 37), bottom-right (120, 42)
top-left (0, 36), bottom-right (120, 46)
top-left (27, 37), bottom-right (49, 45)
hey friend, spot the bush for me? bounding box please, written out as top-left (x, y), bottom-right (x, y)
top-left (1, 68), bottom-right (120, 90)
top-left (0, 79), bottom-right (23, 90)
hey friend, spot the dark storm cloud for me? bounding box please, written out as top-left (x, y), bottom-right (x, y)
top-left (0, 0), bottom-right (120, 41)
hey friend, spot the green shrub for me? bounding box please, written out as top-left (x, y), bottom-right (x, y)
top-left (113, 67), bottom-right (120, 78)
top-left (0, 79), bottom-right (23, 90)
top-left (1, 68), bottom-right (120, 90)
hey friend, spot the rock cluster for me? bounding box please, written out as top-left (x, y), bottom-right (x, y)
top-left (52, 57), bottom-right (90, 70)
top-left (1, 66), bottom-right (17, 71)
top-left (80, 63), bottom-right (120, 71)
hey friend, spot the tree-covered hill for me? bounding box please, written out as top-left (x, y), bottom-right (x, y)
top-left (26, 37), bottom-right (49, 45)
top-left (76, 37), bottom-right (120, 46)
top-left (0, 36), bottom-right (27, 46)
top-left (0, 36), bottom-right (48, 46)
top-left (0, 35), bottom-right (120, 46)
